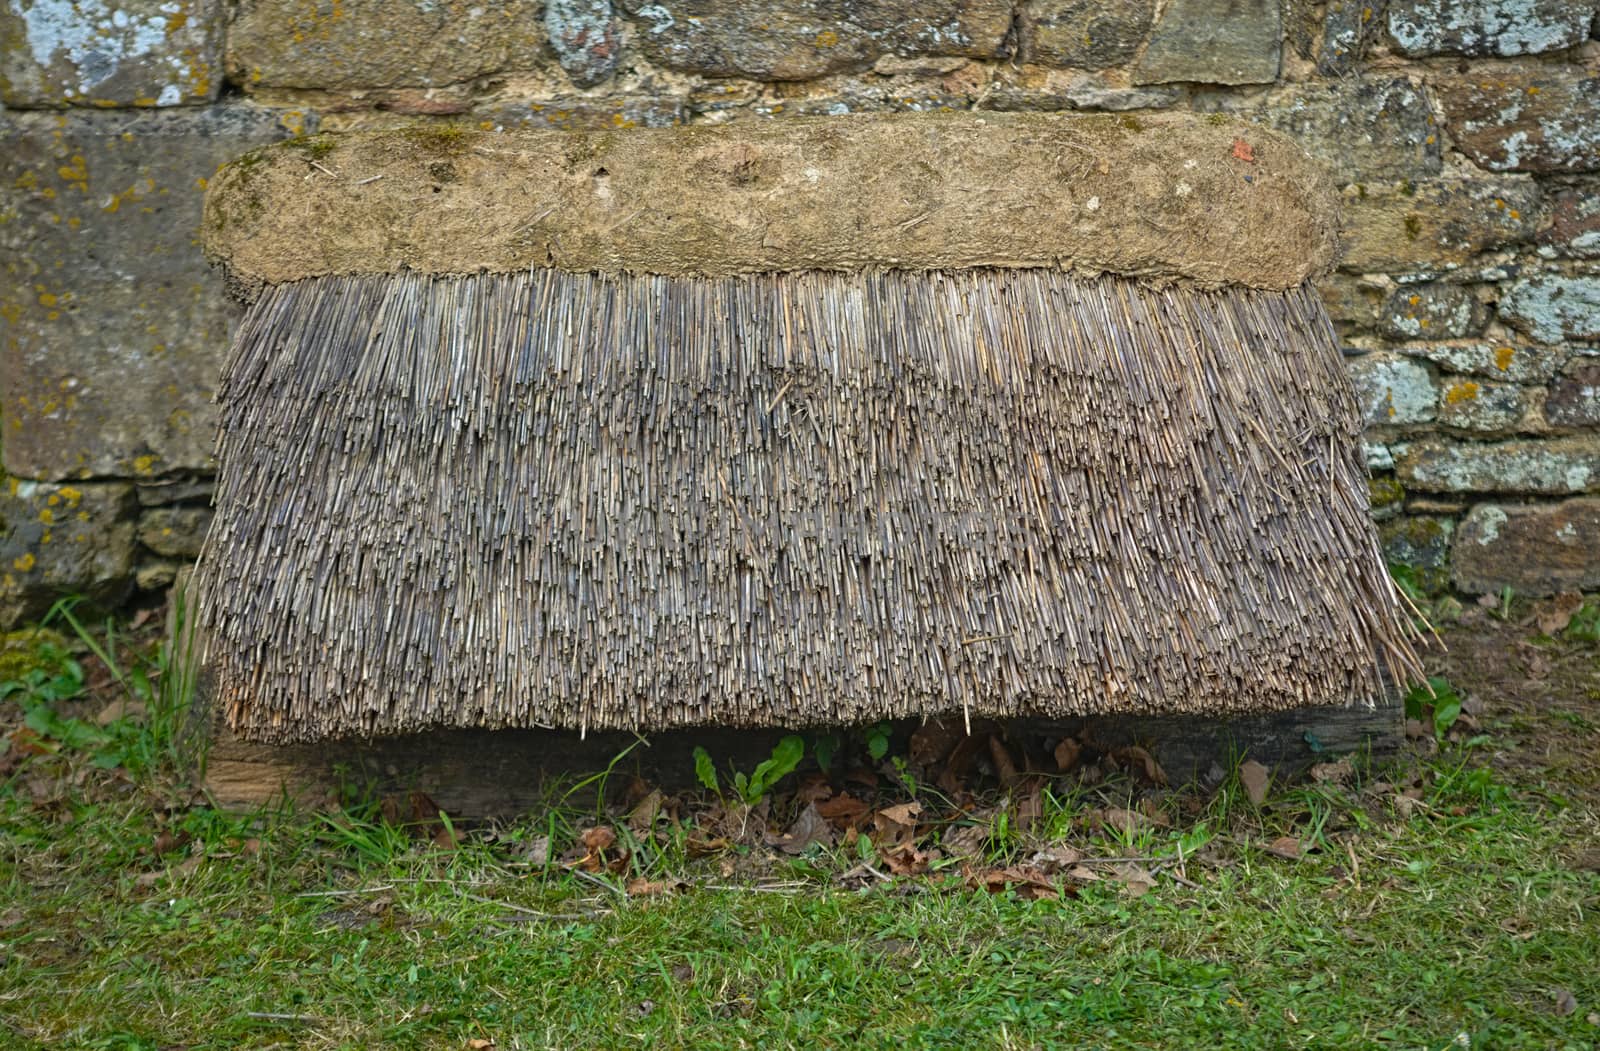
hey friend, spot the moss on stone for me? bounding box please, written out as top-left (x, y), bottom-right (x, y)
top-left (0, 626), bottom-right (71, 683)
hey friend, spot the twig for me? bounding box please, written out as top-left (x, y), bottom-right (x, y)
top-left (569, 867), bottom-right (626, 897)
top-left (295, 884), bottom-right (393, 898)
top-left (354, 174), bottom-right (384, 186)
top-left (247, 1012), bottom-right (321, 1025)
top-left (308, 161), bottom-right (338, 179)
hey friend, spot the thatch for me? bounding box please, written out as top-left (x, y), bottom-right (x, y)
top-left (197, 267), bottom-right (1423, 742)
top-left (201, 111), bottom-right (1337, 293)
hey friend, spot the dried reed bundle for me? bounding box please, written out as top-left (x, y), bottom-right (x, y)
top-left (197, 267), bottom-right (1423, 742)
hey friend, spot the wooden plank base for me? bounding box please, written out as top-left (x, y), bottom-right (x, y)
top-left (203, 703), bottom-right (1401, 819)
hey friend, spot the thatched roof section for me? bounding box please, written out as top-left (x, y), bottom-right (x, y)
top-left (197, 268), bottom-right (1421, 742)
top-left (201, 112), bottom-right (1337, 293)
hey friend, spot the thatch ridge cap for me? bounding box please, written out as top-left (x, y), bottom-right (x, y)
top-left (204, 112), bottom-right (1337, 294)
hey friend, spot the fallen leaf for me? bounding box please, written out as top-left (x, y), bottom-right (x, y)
top-left (1098, 807), bottom-right (1146, 836)
top-left (1534, 592), bottom-right (1583, 636)
top-left (522, 835), bottom-right (551, 867)
top-left (1231, 138), bottom-right (1256, 162)
top-left (987, 735), bottom-right (1019, 785)
top-left (432, 824), bottom-right (460, 851)
top-left (626, 790), bottom-right (664, 833)
top-left (1113, 745), bottom-right (1168, 786)
top-left (96, 698), bottom-right (147, 727)
top-left (1477, 592), bottom-right (1501, 608)
top-left (1029, 844), bottom-right (1084, 871)
top-left (941, 823), bottom-right (990, 859)
top-left (1239, 760), bottom-right (1270, 806)
top-left (815, 793), bottom-right (871, 829)
top-left (873, 801), bottom-right (923, 847)
top-left (971, 865), bottom-right (1059, 900)
top-left (765, 803), bottom-right (835, 855)
top-left (582, 825), bottom-right (618, 853)
top-left (1052, 736), bottom-right (1082, 772)
top-left (1012, 784), bottom-right (1043, 830)
top-left (880, 844), bottom-right (929, 876)
top-left (908, 719), bottom-right (961, 768)
top-left (1516, 641), bottom-right (1551, 679)
top-left (1065, 864), bottom-right (1102, 882)
top-left (625, 878), bottom-right (682, 898)
top-left (1111, 863), bottom-right (1154, 897)
top-left (468, 1039), bottom-right (495, 1050)
top-left (1264, 836), bottom-right (1302, 860)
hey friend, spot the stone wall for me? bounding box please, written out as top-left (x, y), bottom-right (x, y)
top-left (1, 0), bottom-right (1597, 624)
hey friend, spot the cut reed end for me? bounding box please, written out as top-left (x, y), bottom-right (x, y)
top-left (196, 268), bottom-right (1419, 743)
top-left (202, 112), bottom-right (1337, 294)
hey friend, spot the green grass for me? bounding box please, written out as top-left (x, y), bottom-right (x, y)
top-left (0, 615), bottom-right (1597, 1049)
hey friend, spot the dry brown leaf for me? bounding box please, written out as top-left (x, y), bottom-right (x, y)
top-left (987, 736), bottom-right (1019, 785)
top-left (815, 793), bottom-right (871, 829)
top-left (1231, 137), bottom-right (1256, 162)
top-left (972, 865), bottom-right (1059, 900)
top-left (467, 1039), bottom-right (495, 1050)
top-left (1310, 758), bottom-right (1354, 785)
top-left (522, 835), bottom-right (551, 866)
top-left (1029, 844), bottom-right (1084, 871)
top-left (626, 789), bottom-right (664, 833)
top-left (582, 825), bottom-right (617, 853)
top-left (1053, 736), bottom-right (1083, 772)
top-left (625, 878), bottom-right (682, 898)
top-left (1239, 760), bottom-right (1270, 806)
top-left (1065, 864), bottom-right (1102, 882)
top-left (765, 803), bottom-right (835, 855)
top-left (1114, 745), bottom-right (1168, 786)
top-left (1012, 785), bottom-right (1043, 830)
top-left (908, 719), bottom-right (961, 768)
top-left (941, 823), bottom-right (990, 859)
top-left (880, 844), bottom-right (930, 876)
top-left (1534, 592), bottom-right (1583, 636)
top-left (1099, 807), bottom-right (1146, 836)
top-left (1265, 836), bottom-right (1302, 860)
top-left (95, 698), bottom-right (147, 727)
top-left (1112, 863), bottom-right (1154, 896)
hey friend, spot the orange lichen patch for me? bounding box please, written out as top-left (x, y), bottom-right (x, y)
top-left (1445, 381), bottom-right (1481, 404)
top-left (1494, 346), bottom-right (1516, 371)
top-left (11, 553), bottom-right (35, 573)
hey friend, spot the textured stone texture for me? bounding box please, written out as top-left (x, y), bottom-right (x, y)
top-left (1435, 378), bottom-right (1530, 433)
top-left (1452, 499), bottom-right (1600, 595)
top-left (1388, 0), bottom-right (1596, 57)
top-left (0, 106), bottom-right (289, 481)
top-left (1338, 178), bottom-right (1541, 271)
top-left (1381, 515), bottom-right (1454, 590)
top-left (0, 0), bottom-right (221, 107)
top-left (1347, 353), bottom-right (1438, 426)
top-left (1539, 188), bottom-right (1600, 258)
top-left (1134, 0), bottom-right (1280, 85)
top-left (1436, 73), bottom-right (1600, 173)
top-left (136, 506), bottom-right (209, 558)
top-left (1499, 275), bottom-right (1600, 343)
top-left (1394, 341), bottom-right (1566, 384)
top-left (226, 0), bottom-right (548, 90)
top-left (1379, 283), bottom-right (1483, 340)
top-left (0, 479), bottom-right (136, 625)
top-left (1319, 0), bottom-right (1388, 75)
top-left (1245, 77), bottom-right (1441, 183)
top-left (203, 114), bottom-right (1339, 291)
top-left (1024, 0), bottom-right (1154, 69)
top-left (1397, 436), bottom-right (1599, 493)
top-left (1319, 274), bottom-right (1384, 331)
top-left (617, 0), bottom-right (1014, 81)
top-left (1546, 361), bottom-right (1600, 426)
top-left (477, 96), bottom-right (685, 131)
top-left (546, 0), bottom-right (619, 87)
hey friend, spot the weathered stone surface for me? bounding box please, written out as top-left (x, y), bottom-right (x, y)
top-left (1436, 378), bottom-right (1530, 433)
top-left (1319, 0), bottom-right (1388, 74)
top-left (1394, 340), bottom-right (1566, 384)
top-left (136, 506), bottom-right (209, 558)
top-left (1379, 283), bottom-right (1483, 340)
top-left (227, 0), bottom-right (547, 90)
top-left (618, 0), bottom-right (1013, 81)
top-left (1396, 436), bottom-right (1599, 493)
top-left (1452, 498), bottom-right (1600, 595)
top-left (1024, 0), bottom-right (1154, 69)
top-left (1244, 77), bottom-right (1440, 183)
top-left (1499, 275), bottom-right (1600, 343)
top-left (1539, 188), bottom-right (1600, 258)
top-left (0, 0), bottom-right (221, 107)
top-left (0, 106), bottom-right (289, 481)
top-left (982, 78), bottom-right (1179, 113)
top-left (1318, 274), bottom-right (1385, 331)
top-left (135, 474), bottom-right (212, 506)
top-left (1133, 0), bottom-right (1280, 85)
top-left (1546, 361), bottom-right (1600, 426)
top-left (1381, 515), bottom-right (1454, 590)
top-left (1388, 0), bottom-right (1595, 57)
top-left (546, 0), bottom-right (619, 87)
top-left (1369, 474), bottom-right (1407, 520)
top-left (1435, 73), bottom-right (1600, 173)
top-left (1339, 178), bottom-right (1541, 271)
top-left (1347, 353), bottom-right (1438, 426)
top-left (477, 96), bottom-right (685, 131)
top-left (0, 479), bottom-right (135, 626)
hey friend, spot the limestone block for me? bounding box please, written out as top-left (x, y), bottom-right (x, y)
top-left (1500, 275), bottom-right (1600, 344)
top-left (0, 478), bottom-right (135, 626)
top-left (1397, 436), bottom-right (1600, 493)
top-left (1379, 283), bottom-right (1484, 340)
top-left (1024, 0), bottom-right (1154, 69)
top-left (1435, 72), bottom-right (1600, 173)
top-left (1133, 0), bottom-right (1280, 85)
top-left (1338, 178), bottom-right (1541, 271)
top-left (1453, 499), bottom-right (1600, 595)
top-left (1387, 0), bottom-right (1595, 57)
top-left (1347, 353), bottom-right (1438, 426)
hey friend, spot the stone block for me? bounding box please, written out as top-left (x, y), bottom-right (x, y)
top-left (1538, 187), bottom-right (1600, 258)
top-left (136, 505), bottom-right (209, 557)
top-left (1318, 274), bottom-right (1385, 332)
top-left (1379, 283), bottom-right (1484, 340)
top-left (1380, 515), bottom-right (1454, 590)
top-left (1546, 361), bottom-right (1600, 426)
top-left (1499, 275), bottom-right (1600, 344)
top-left (1452, 498), bottom-right (1600, 595)
top-left (1435, 72), bottom-right (1600, 173)
top-left (477, 96), bottom-right (684, 132)
top-left (1319, 0), bottom-right (1388, 75)
top-left (0, 0), bottom-right (221, 107)
top-left (1347, 353), bottom-right (1438, 426)
top-left (546, 0), bottom-right (619, 87)
top-left (0, 106), bottom-right (289, 481)
top-left (1396, 436), bottom-right (1599, 494)
top-left (1436, 378), bottom-right (1530, 433)
top-left (617, 0), bottom-right (1013, 81)
top-left (227, 0), bottom-right (547, 90)
top-left (0, 478), bottom-right (135, 626)
top-left (1387, 0), bottom-right (1595, 57)
top-left (1024, 0), bottom-right (1154, 69)
top-left (1242, 77), bottom-right (1440, 183)
top-left (1338, 178), bottom-right (1541, 272)
top-left (1133, 0), bottom-right (1280, 85)
top-left (1368, 474), bottom-right (1407, 520)
top-left (1394, 340), bottom-right (1565, 384)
